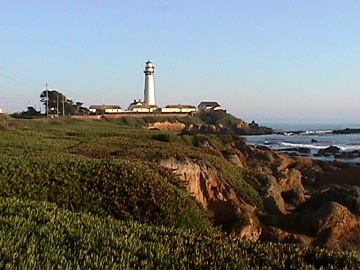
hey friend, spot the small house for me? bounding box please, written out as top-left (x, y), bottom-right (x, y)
top-left (198, 101), bottom-right (225, 112)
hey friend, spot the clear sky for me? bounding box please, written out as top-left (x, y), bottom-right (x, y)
top-left (0, 0), bottom-right (359, 122)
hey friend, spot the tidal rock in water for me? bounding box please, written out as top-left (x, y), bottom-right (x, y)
top-left (335, 150), bottom-right (360, 160)
top-left (316, 146), bottom-right (341, 157)
top-left (333, 128), bottom-right (360, 134)
top-left (280, 147), bottom-right (311, 154)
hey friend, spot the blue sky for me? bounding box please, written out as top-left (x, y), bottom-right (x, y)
top-left (0, 0), bottom-right (359, 122)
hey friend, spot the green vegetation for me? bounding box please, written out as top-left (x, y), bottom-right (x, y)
top-left (198, 111), bottom-right (243, 128)
top-left (0, 117), bottom-right (358, 269)
top-left (0, 157), bottom-right (209, 231)
top-left (1, 197), bottom-right (359, 269)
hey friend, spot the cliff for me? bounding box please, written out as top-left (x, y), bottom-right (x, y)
top-left (157, 135), bottom-right (360, 250)
top-left (142, 112), bottom-right (273, 135)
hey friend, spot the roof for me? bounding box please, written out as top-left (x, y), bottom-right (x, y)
top-left (131, 104), bottom-right (158, 109)
top-left (198, 101), bottom-right (221, 107)
top-left (89, 105), bottom-right (122, 110)
top-left (128, 99), bottom-right (145, 106)
top-left (165, 104), bottom-right (196, 109)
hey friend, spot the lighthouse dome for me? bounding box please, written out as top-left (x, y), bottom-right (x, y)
top-left (146, 61), bottom-right (154, 68)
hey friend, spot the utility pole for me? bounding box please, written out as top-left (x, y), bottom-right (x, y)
top-left (45, 82), bottom-right (49, 119)
top-left (63, 95), bottom-right (65, 117)
top-left (56, 91), bottom-right (59, 117)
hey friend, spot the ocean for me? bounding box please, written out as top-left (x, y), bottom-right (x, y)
top-left (245, 121), bottom-right (360, 163)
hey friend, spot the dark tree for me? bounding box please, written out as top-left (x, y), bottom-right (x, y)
top-left (40, 90), bottom-right (88, 116)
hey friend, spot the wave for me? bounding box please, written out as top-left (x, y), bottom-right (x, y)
top-left (264, 140), bottom-right (278, 145)
top-left (279, 142), bottom-right (360, 151)
top-left (281, 130), bottom-right (333, 136)
top-left (339, 145), bottom-right (360, 151)
top-left (280, 142), bottom-right (327, 150)
top-left (299, 130), bottom-right (333, 135)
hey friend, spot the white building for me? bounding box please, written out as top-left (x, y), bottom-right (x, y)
top-left (144, 60), bottom-right (156, 106)
top-left (89, 105), bottom-right (123, 114)
top-left (161, 105), bottom-right (196, 113)
top-left (127, 99), bottom-right (157, 113)
top-left (0, 108), bottom-right (2, 114)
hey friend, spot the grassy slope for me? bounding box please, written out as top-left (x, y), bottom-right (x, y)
top-left (0, 117), bottom-right (359, 269)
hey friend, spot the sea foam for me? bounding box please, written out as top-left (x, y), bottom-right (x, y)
top-left (280, 142), bottom-right (360, 151)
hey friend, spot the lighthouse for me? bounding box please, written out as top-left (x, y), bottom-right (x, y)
top-left (144, 60), bottom-right (156, 106)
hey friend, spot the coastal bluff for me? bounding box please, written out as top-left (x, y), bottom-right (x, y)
top-left (0, 115), bottom-right (359, 268)
top-left (70, 111), bottom-right (274, 135)
top-left (158, 135), bottom-right (360, 250)
top-left (3, 114), bottom-right (359, 251)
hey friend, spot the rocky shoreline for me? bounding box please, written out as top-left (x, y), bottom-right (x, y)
top-left (160, 135), bottom-right (360, 251)
top-left (247, 126), bottom-right (360, 162)
top-left (276, 127), bottom-right (360, 136)
top-left (278, 146), bottom-right (360, 161)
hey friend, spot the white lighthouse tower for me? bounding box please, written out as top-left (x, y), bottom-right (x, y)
top-left (144, 60), bottom-right (156, 106)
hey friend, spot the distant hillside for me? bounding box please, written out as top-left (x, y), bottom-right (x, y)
top-left (112, 111), bottom-right (273, 135)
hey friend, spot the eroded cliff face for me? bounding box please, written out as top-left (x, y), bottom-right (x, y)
top-left (159, 157), bottom-right (262, 242)
top-left (159, 137), bottom-right (360, 250)
top-left (147, 121), bottom-right (185, 132)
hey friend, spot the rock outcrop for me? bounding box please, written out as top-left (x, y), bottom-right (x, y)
top-left (147, 121), bottom-right (185, 132)
top-left (181, 123), bottom-right (273, 136)
top-left (316, 146), bottom-right (341, 157)
top-left (296, 185), bottom-right (360, 216)
top-left (159, 157), bottom-right (262, 242)
top-left (260, 201), bottom-right (360, 250)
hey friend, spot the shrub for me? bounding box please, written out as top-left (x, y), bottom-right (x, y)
top-left (152, 133), bottom-right (171, 142)
top-left (0, 156), bottom-right (210, 232)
